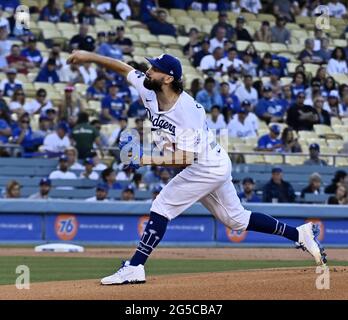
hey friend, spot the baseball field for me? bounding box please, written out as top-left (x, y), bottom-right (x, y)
top-left (0, 247), bottom-right (348, 300)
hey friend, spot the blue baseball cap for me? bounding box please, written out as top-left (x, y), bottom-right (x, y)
top-left (270, 124), bottom-right (280, 134)
top-left (241, 100), bottom-right (251, 106)
top-left (96, 183), bottom-right (109, 192)
top-left (309, 143), bottom-right (320, 151)
top-left (59, 154), bottom-right (68, 162)
top-left (152, 185), bottom-right (162, 193)
top-left (57, 122), bottom-right (69, 132)
top-left (40, 177), bottom-right (51, 186)
top-left (272, 167), bottom-right (282, 173)
top-left (145, 54), bottom-right (182, 80)
top-left (84, 157), bottom-right (94, 165)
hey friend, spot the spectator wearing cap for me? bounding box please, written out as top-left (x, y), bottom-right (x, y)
top-left (240, 0), bottom-right (262, 14)
top-left (234, 16), bottom-right (253, 42)
top-left (220, 47), bottom-right (243, 74)
top-left (29, 178), bottom-right (52, 199)
top-left (323, 90), bottom-right (344, 117)
top-left (286, 92), bottom-right (319, 131)
top-left (121, 186), bottom-right (135, 201)
top-left (220, 82), bottom-right (241, 113)
top-left (69, 24), bottom-right (96, 52)
top-left (262, 167), bottom-right (296, 203)
top-left (24, 88), bottom-right (54, 115)
top-left (227, 106), bottom-right (257, 138)
top-left (72, 112), bottom-right (102, 160)
top-left (12, 113), bottom-right (43, 153)
top-left (80, 157), bottom-right (99, 180)
top-left (6, 44), bottom-right (34, 74)
top-left (183, 28), bottom-right (202, 59)
top-left (238, 177), bottom-right (261, 203)
top-left (86, 183), bottom-right (109, 202)
top-left (39, 0), bottom-right (61, 23)
top-left (60, 0), bottom-right (75, 23)
top-left (254, 21), bottom-right (272, 43)
top-left (312, 96), bottom-right (331, 126)
top-left (235, 75), bottom-right (258, 107)
top-left (301, 173), bottom-right (323, 199)
top-left (97, 30), bottom-right (124, 60)
top-left (35, 115), bottom-right (53, 139)
top-left (206, 105), bottom-right (226, 135)
top-left (4, 180), bottom-right (21, 199)
top-left (304, 143), bottom-right (328, 166)
top-left (192, 37), bottom-right (210, 68)
top-left (210, 11), bottom-right (234, 40)
top-left (115, 26), bottom-right (134, 56)
top-left (49, 154), bottom-right (77, 180)
top-left (77, 2), bottom-right (98, 25)
top-left (35, 58), bottom-right (60, 84)
top-left (327, 47), bottom-right (348, 76)
top-left (196, 77), bottom-right (223, 112)
top-left (271, 16), bottom-right (291, 44)
top-left (20, 36), bottom-right (43, 68)
top-left (101, 167), bottom-right (122, 190)
top-left (255, 85), bottom-right (287, 124)
top-left (0, 68), bottom-right (23, 97)
top-left (42, 122), bottom-right (71, 155)
top-left (209, 26), bottom-right (227, 53)
top-left (199, 47), bottom-right (225, 77)
top-left (86, 76), bottom-right (107, 101)
top-left (256, 124), bottom-right (282, 152)
top-left (101, 81), bottom-right (126, 123)
top-left (59, 62), bottom-right (83, 84)
top-left (147, 9), bottom-right (176, 37)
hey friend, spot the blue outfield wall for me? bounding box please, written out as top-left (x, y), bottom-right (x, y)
top-left (0, 200), bottom-right (347, 247)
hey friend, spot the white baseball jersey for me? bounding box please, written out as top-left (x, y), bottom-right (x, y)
top-left (127, 69), bottom-right (251, 230)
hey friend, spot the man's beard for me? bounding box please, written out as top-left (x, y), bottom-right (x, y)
top-left (143, 77), bottom-right (163, 92)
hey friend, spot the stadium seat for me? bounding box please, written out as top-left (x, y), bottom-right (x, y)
top-left (133, 46), bottom-right (147, 56)
top-left (295, 16), bottom-right (313, 25)
top-left (157, 35), bottom-right (177, 46)
top-left (146, 47), bottom-right (166, 57)
top-left (187, 10), bottom-right (205, 19)
top-left (332, 73), bottom-right (348, 85)
top-left (335, 157), bottom-right (348, 167)
top-left (194, 17), bottom-right (212, 28)
top-left (141, 34), bottom-right (161, 47)
top-left (87, 100), bottom-right (101, 113)
top-left (204, 11), bottom-right (218, 20)
top-left (244, 155), bottom-right (265, 164)
top-left (264, 155), bottom-right (284, 165)
top-left (177, 36), bottom-right (189, 47)
top-left (256, 13), bottom-right (276, 22)
top-left (169, 8), bottom-right (188, 18)
top-left (37, 21), bottom-right (57, 31)
top-left (304, 63), bottom-right (319, 76)
top-left (175, 16), bottom-right (193, 26)
top-left (297, 131), bottom-right (318, 140)
top-left (285, 156), bottom-right (305, 166)
top-left (313, 124), bottom-right (333, 136)
top-left (270, 43), bottom-right (288, 53)
top-left (236, 41), bottom-right (251, 51)
top-left (287, 43), bottom-right (304, 54)
top-left (280, 77), bottom-right (292, 86)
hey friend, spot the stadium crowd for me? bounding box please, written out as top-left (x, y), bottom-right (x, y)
top-left (0, 0), bottom-right (348, 204)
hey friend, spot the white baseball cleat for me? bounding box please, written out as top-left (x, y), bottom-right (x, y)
top-left (296, 222), bottom-right (327, 266)
top-left (101, 260), bottom-right (146, 285)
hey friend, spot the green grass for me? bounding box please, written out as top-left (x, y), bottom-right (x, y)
top-left (0, 256), bottom-right (347, 285)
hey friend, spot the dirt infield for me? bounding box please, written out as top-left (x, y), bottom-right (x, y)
top-left (1, 267), bottom-right (347, 300)
top-left (1, 247), bottom-right (348, 300)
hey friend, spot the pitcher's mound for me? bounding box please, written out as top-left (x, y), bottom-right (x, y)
top-left (1, 267), bottom-right (347, 300)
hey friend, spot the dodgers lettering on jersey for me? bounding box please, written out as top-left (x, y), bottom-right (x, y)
top-left (127, 69), bottom-right (225, 167)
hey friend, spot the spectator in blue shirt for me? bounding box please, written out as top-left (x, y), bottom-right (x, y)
top-left (97, 30), bottom-right (123, 60)
top-left (238, 177), bottom-right (261, 203)
top-left (20, 35), bottom-right (43, 67)
top-left (147, 9), bottom-right (177, 37)
top-left (192, 38), bottom-right (210, 68)
top-left (220, 81), bottom-right (240, 113)
top-left (255, 85), bottom-right (287, 123)
top-left (101, 82), bottom-right (126, 123)
top-left (0, 69), bottom-right (23, 97)
top-left (101, 167), bottom-right (122, 190)
top-left (12, 113), bottom-right (43, 152)
top-left (86, 76), bottom-right (107, 101)
top-left (35, 58), bottom-right (60, 84)
top-left (0, 104), bottom-right (11, 144)
top-left (39, 0), bottom-right (61, 23)
top-left (60, 0), bottom-right (75, 23)
top-left (196, 77), bottom-right (223, 112)
top-left (140, 0), bottom-right (159, 24)
top-left (256, 124), bottom-right (282, 152)
top-left (291, 71), bottom-right (307, 98)
top-left (128, 97), bottom-right (147, 118)
top-left (0, 0), bottom-right (20, 14)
